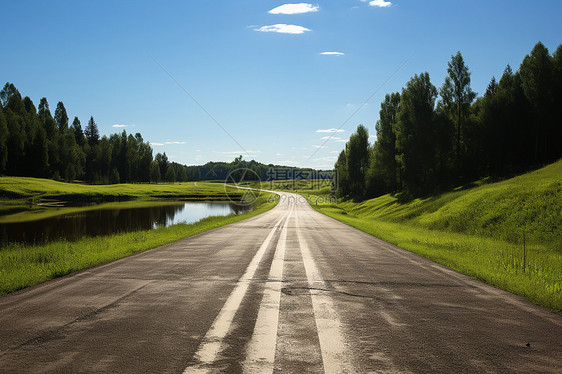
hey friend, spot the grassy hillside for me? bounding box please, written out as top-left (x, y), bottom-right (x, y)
top-left (333, 160), bottom-right (562, 248)
top-left (308, 161), bottom-right (562, 311)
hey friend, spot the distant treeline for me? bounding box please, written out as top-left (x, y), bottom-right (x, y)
top-left (187, 156), bottom-right (332, 182)
top-left (335, 42), bottom-right (562, 198)
top-left (0, 88), bottom-right (329, 184)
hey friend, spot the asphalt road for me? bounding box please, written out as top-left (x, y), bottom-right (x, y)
top-left (0, 192), bottom-right (560, 373)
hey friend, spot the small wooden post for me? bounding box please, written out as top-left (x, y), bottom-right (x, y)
top-left (523, 230), bottom-right (526, 273)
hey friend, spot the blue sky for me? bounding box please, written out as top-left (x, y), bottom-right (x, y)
top-left (3, 0), bottom-right (561, 168)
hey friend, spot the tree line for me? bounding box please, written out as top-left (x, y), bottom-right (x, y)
top-left (0, 87), bottom-right (331, 184)
top-left (335, 42), bottom-right (562, 198)
top-left (0, 83), bottom-right (198, 184)
top-left (187, 155), bottom-right (332, 182)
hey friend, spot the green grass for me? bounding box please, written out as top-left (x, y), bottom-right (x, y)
top-left (0, 193), bottom-right (279, 295)
top-left (0, 177), bottom-right (244, 215)
top-left (299, 161), bottom-right (562, 311)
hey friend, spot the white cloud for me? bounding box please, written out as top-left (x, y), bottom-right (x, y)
top-left (316, 128), bottom-right (346, 133)
top-left (150, 142), bottom-right (164, 146)
top-left (335, 139), bottom-right (348, 142)
top-left (269, 3), bottom-right (319, 14)
top-left (164, 141), bottom-right (186, 145)
top-left (313, 145), bottom-right (326, 149)
top-left (112, 124), bottom-right (128, 128)
top-left (276, 153), bottom-right (284, 156)
top-left (321, 136), bottom-right (341, 140)
top-left (313, 157), bottom-right (337, 162)
top-left (366, 0), bottom-right (392, 8)
top-left (320, 51), bottom-right (344, 56)
top-left (330, 150), bottom-right (340, 154)
top-left (255, 24), bottom-right (310, 34)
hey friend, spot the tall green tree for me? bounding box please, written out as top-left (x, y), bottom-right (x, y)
top-left (155, 152), bottom-right (169, 179)
top-left (71, 117), bottom-right (86, 146)
top-left (440, 52), bottom-right (476, 176)
top-left (519, 42), bottom-right (556, 162)
top-left (149, 161), bottom-right (161, 183)
top-left (370, 93), bottom-right (401, 193)
top-left (38, 98), bottom-right (57, 139)
top-left (395, 72), bottom-right (438, 195)
top-left (0, 111), bottom-right (8, 173)
top-left (0, 83), bottom-right (24, 113)
top-left (346, 124), bottom-right (370, 197)
top-left (552, 45), bottom-right (562, 158)
top-left (28, 122), bottom-right (49, 177)
top-left (4, 110), bottom-right (27, 175)
top-left (54, 101), bottom-right (69, 133)
top-left (85, 116), bottom-right (99, 146)
top-left (135, 133), bottom-right (153, 182)
top-left (334, 149), bottom-right (349, 197)
top-left (165, 166), bottom-right (176, 183)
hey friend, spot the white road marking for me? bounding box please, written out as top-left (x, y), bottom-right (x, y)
top-left (183, 208), bottom-right (290, 374)
top-left (243, 204), bottom-right (293, 374)
top-left (295, 207), bottom-right (356, 374)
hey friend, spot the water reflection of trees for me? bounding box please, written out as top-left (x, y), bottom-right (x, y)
top-left (0, 203), bottom-right (241, 246)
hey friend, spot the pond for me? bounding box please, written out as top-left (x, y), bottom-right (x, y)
top-left (0, 201), bottom-right (249, 246)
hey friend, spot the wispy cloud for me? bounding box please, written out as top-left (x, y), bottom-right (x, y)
top-left (364, 0), bottom-right (392, 8)
top-left (321, 135), bottom-right (341, 140)
top-left (150, 142), bottom-right (164, 146)
top-left (254, 24), bottom-right (310, 34)
top-left (269, 3), bottom-right (319, 14)
top-left (320, 51), bottom-right (344, 56)
top-left (112, 124), bottom-right (128, 128)
top-left (316, 128), bottom-right (346, 133)
top-left (330, 150), bottom-right (340, 154)
top-left (313, 156), bottom-right (337, 162)
top-left (165, 141), bottom-right (186, 145)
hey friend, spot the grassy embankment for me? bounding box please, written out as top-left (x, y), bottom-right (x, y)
top-left (0, 177), bottom-right (278, 294)
top-left (0, 177), bottom-right (247, 215)
top-left (261, 162), bottom-right (562, 311)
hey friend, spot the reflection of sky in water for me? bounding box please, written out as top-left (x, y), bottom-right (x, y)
top-left (153, 203), bottom-right (241, 229)
top-left (0, 202), bottom-right (248, 246)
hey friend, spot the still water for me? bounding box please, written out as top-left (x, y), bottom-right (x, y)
top-left (0, 202), bottom-right (249, 246)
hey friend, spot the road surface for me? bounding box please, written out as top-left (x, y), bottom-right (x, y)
top-left (0, 192), bottom-right (560, 373)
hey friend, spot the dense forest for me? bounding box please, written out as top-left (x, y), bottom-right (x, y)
top-left (0, 84), bottom-right (174, 184)
top-left (0, 90), bottom-right (328, 184)
top-left (335, 42), bottom-right (562, 198)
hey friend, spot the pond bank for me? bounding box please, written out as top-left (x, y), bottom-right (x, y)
top-left (0, 193), bottom-right (278, 295)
